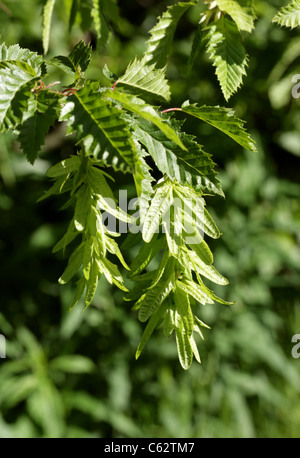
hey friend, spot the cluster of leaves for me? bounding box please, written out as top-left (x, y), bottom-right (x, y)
top-left (0, 34), bottom-right (256, 368)
top-left (41, 1), bottom-right (300, 102)
top-left (3, 0), bottom-right (296, 369)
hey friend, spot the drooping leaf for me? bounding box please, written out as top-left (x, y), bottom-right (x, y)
top-left (84, 260), bottom-right (99, 309)
top-left (202, 16), bottom-right (248, 101)
top-left (74, 184), bottom-right (92, 232)
top-left (145, 1), bottom-right (197, 68)
top-left (117, 57), bottom-right (171, 102)
top-left (132, 145), bottom-right (154, 223)
top-left (58, 243), bottom-right (84, 285)
top-left (142, 182), bottom-right (173, 243)
top-left (129, 234), bottom-right (164, 277)
top-left (43, 0), bottom-right (56, 54)
top-left (176, 279), bottom-right (214, 306)
top-left (17, 91), bottom-right (62, 164)
top-left (91, 0), bottom-right (110, 49)
top-left (137, 276), bottom-right (174, 323)
top-left (175, 315), bottom-right (193, 370)
top-left (136, 300), bottom-right (169, 359)
top-left (181, 102), bottom-right (257, 151)
top-left (188, 251), bottom-right (229, 285)
top-left (215, 0), bottom-right (256, 32)
top-left (174, 287), bottom-right (194, 338)
top-left (272, 0), bottom-right (300, 29)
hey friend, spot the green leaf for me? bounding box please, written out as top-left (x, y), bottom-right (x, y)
top-left (0, 57), bottom-right (43, 131)
top-left (103, 90), bottom-right (186, 150)
top-left (91, 0), bottom-right (110, 49)
top-left (61, 83), bottom-right (137, 169)
top-left (87, 164), bottom-right (115, 200)
top-left (59, 243), bottom-right (84, 285)
top-left (176, 279), bottom-right (214, 306)
top-left (133, 146), bottom-right (154, 222)
top-left (74, 184), bottom-right (92, 231)
top-left (137, 276), bottom-right (174, 322)
top-left (52, 218), bottom-right (79, 253)
top-left (117, 57), bottom-right (171, 102)
top-left (17, 91), bottom-right (62, 164)
top-left (47, 156), bottom-right (81, 178)
top-left (273, 0), bottom-right (300, 29)
top-left (174, 287), bottom-right (194, 338)
top-left (188, 251), bottom-right (229, 285)
top-left (175, 319), bottom-right (193, 370)
top-left (84, 260), bottom-right (99, 308)
top-left (136, 300), bottom-right (169, 359)
top-left (174, 186), bottom-right (221, 239)
top-left (129, 234), bottom-right (164, 277)
top-left (215, 0), bottom-right (256, 32)
top-left (69, 277), bottom-right (86, 310)
top-left (96, 257), bottom-right (128, 291)
top-left (181, 102), bottom-right (256, 151)
top-left (142, 182), bottom-right (173, 243)
top-left (0, 43), bottom-right (45, 72)
top-left (188, 25), bottom-right (202, 71)
top-left (145, 1), bottom-right (197, 68)
top-left (202, 16), bottom-right (248, 101)
top-left (133, 116), bottom-right (223, 196)
top-left (43, 0), bottom-right (56, 54)
top-left (50, 41), bottom-right (92, 77)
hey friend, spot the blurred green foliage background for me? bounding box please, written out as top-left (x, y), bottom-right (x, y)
top-left (0, 0), bottom-right (300, 438)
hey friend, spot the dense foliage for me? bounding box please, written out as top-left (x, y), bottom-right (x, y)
top-left (0, 0), bottom-right (299, 438)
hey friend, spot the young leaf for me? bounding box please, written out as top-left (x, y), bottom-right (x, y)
top-left (145, 1), bottom-right (197, 68)
top-left (175, 318), bottom-right (193, 370)
top-left (133, 145), bottom-right (154, 223)
top-left (136, 300), bottom-right (169, 360)
top-left (202, 16), bottom-right (248, 101)
top-left (84, 260), bottom-right (99, 309)
top-left (215, 0), bottom-right (256, 33)
top-left (137, 276), bottom-right (174, 322)
top-left (174, 287), bottom-right (194, 338)
top-left (188, 251), bottom-right (229, 285)
top-left (142, 182), bottom-right (173, 243)
top-left (181, 102), bottom-right (256, 151)
top-left (59, 243), bottom-right (84, 285)
top-left (50, 41), bottom-right (92, 77)
top-left (117, 57), bottom-right (171, 102)
top-left (176, 279), bottom-right (214, 306)
top-left (43, 0), bottom-right (56, 54)
top-left (272, 0), bottom-right (300, 29)
top-left (74, 184), bottom-right (92, 232)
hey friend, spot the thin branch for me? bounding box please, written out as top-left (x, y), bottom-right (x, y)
top-left (0, 1), bottom-right (12, 15)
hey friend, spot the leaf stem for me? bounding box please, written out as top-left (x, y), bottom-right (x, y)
top-left (161, 107), bottom-right (182, 114)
